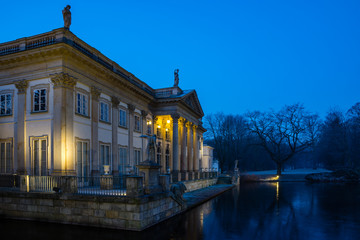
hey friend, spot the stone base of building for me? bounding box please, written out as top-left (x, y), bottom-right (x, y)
top-left (0, 191), bottom-right (182, 231)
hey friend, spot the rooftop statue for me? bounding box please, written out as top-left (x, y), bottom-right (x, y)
top-left (174, 69), bottom-right (179, 87)
top-left (62, 5), bottom-right (72, 29)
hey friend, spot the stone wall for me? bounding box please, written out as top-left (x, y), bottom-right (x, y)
top-left (183, 178), bottom-right (217, 192)
top-left (0, 191), bottom-right (182, 231)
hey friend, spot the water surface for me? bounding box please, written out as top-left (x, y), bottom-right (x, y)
top-left (1, 182), bottom-right (360, 240)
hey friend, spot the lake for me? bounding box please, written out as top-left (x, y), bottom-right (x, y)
top-left (1, 182), bottom-right (360, 239)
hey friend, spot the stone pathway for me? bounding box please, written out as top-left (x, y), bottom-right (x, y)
top-left (183, 184), bottom-right (234, 209)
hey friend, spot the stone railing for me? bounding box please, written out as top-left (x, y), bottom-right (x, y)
top-left (171, 171), bottom-right (219, 183)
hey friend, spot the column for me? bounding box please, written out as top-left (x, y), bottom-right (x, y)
top-left (187, 122), bottom-right (193, 172)
top-left (193, 125), bottom-right (199, 172)
top-left (141, 110), bottom-right (148, 162)
top-left (171, 113), bottom-right (180, 172)
top-left (127, 104), bottom-right (135, 171)
top-left (111, 96), bottom-right (120, 175)
top-left (90, 86), bottom-right (101, 176)
top-left (14, 80), bottom-right (28, 174)
top-left (51, 72), bottom-right (77, 176)
top-left (180, 119), bottom-right (187, 172)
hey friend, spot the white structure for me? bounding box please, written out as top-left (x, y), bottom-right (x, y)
top-left (0, 28), bottom-right (206, 179)
top-left (202, 145), bottom-right (214, 171)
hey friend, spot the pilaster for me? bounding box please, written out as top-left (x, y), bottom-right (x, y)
top-left (14, 80), bottom-right (28, 174)
top-left (91, 86), bottom-right (101, 176)
top-left (51, 72), bottom-right (77, 176)
top-left (180, 119), bottom-right (187, 171)
top-left (193, 125), bottom-right (199, 172)
top-left (128, 104), bottom-right (135, 171)
top-left (171, 113), bottom-right (180, 172)
top-left (111, 96), bottom-right (120, 175)
top-left (187, 122), bottom-right (193, 171)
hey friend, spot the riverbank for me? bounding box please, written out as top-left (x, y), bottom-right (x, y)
top-left (184, 184), bottom-right (234, 209)
top-left (241, 168), bottom-right (331, 182)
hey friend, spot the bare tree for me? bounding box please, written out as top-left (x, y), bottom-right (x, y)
top-left (246, 103), bottom-right (317, 175)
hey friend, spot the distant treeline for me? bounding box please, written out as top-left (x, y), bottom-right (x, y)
top-left (204, 103), bottom-right (360, 175)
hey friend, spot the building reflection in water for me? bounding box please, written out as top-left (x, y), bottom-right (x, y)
top-left (2, 183), bottom-right (360, 239)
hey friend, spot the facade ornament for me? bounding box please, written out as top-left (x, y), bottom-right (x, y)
top-left (171, 113), bottom-right (180, 121)
top-left (141, 110), bottom-right (148, 117)
top-left (15, 80), bottom-right (28, 94)
top-left (111, 96), bottom-right (120, 107)
top-left (127, 104), bottom-right (135, 113)
top-left (174, 69), bottom-right (179, 87)
top-left (90, 86), bottom-right (101, 101)
top-left (62, 5), bottom-right (72, 29)
top-left (50, 72), bottom-right (77, 89)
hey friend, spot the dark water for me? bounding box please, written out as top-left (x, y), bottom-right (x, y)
top-left (1, 182), bottom-right (360, 240)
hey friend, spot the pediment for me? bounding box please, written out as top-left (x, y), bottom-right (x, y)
top-left (182, 90), bottom-right (204, 117)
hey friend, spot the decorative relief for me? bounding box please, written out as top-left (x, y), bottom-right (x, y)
top-left (15, 80), bottom-right (28, 94)
top-left (127, 104), bottom-right (135, 113)
top-left (50, 72), bottom-right (77, 89)
top-left (111, 96), bottom-right (120, 107)
top-left (90, 86), bottom-right (101, 101)
top-left (141, 110), bottom-right (148, 117)
top-left (171, 113), bottom-right (180, 122)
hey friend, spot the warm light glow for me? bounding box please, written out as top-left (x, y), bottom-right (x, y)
top-left (157, 125), bottom-right (161, 128)
top-left (167, 120), bottom-right (170, 124)
top-left (147, 120), bottom-right (152, 125)
top-left (276, 182), bottom-right (279, 200)
top-left (166, 128), bottom-right (168, 131)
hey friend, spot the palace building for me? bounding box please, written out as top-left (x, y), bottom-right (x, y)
top-left (0, 27), bottom-right (207, 180)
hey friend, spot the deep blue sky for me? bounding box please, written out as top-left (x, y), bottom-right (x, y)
top-left (1, 0), bottom-right (360, 118)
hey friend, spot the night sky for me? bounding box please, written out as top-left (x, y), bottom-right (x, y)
top-left (1, 0), bottom-right (359, 118)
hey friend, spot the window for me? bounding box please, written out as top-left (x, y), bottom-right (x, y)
top-left (31, 137), bottom-right (47, 176)
top-left (134, 149), bottom-right (141, 166)
top-left (76, 92), bottom-right (88, 116)
top-left (165, 129), bottom-right (170, 141)
top-left (100, 101), bottom-right (110, 122)
top-left (134, 115), bottom-right (141, 132)
top-left (0, 139), bottom-right (12, 174)
top-left (118, 146), bottom-right (127, 174)
top-left (119, 109), bottom-right (127, 127)
top-left (156, 142), bottom-right (162, 164)
top-left (134, 149), bottom-right (141, 174)
top-left (165, 144), bottom-right (170, 173)
top-left (146, 119), bottom-right (152, 135)
top-left (33, 88), bottom-right (47, 112)
top-left (100, 143), bottom-right (111, 174)
top-left (76, 140), bottom-right (90, 183)
top-left (157, 127), bottom-right (161, 138)
top-left (0, 93), bottom-right (12, 116)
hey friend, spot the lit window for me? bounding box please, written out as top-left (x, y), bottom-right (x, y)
top-left (76, 92), bottom-right (88, 116)
top-left (100, 102), bottom-right (110, 122)
top-left (0, 93), bottom-right (12, 116)
top-left (33, 89), bottom-right (47, 112)
top-left (119, 109), bottom-right (127, 127)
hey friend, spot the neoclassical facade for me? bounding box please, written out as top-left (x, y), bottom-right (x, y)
top-left (0, 28), bottom-right (206, 178)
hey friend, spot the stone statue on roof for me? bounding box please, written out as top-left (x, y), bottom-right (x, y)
top-left (62, 5), bottom-right (72, 29)
top-left (174, 69), bottom-right (179, 87)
